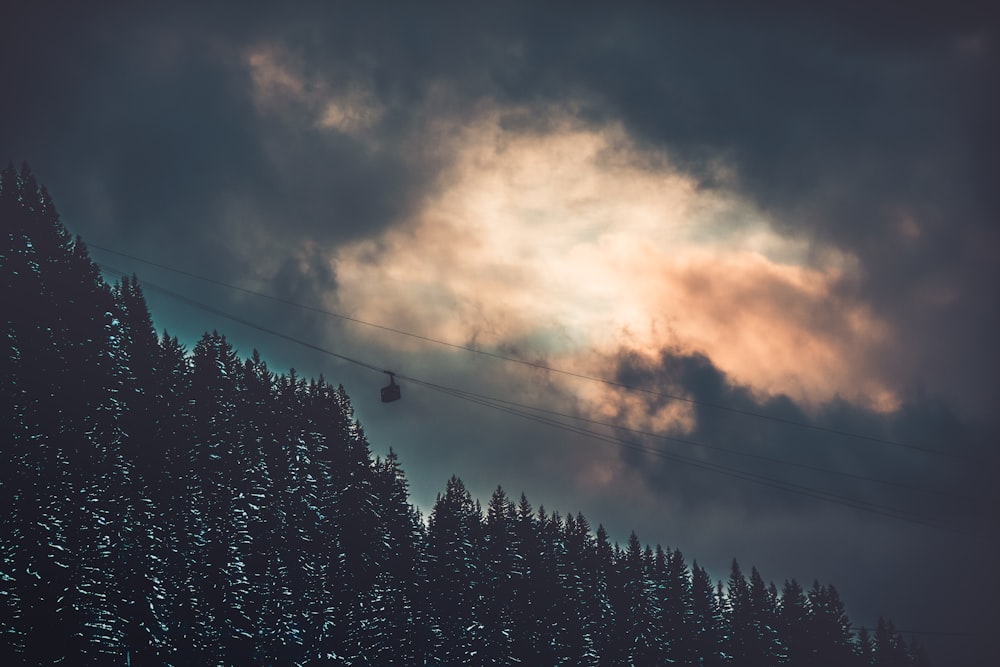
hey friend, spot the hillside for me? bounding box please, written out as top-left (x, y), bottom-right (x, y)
top-left (0, 164), bottom-right (931, 664)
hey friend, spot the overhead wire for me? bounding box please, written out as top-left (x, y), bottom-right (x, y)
top-left (101, 263), bottom-right (386, 376)
top-left (394, 376), bottom-right (968, 501)
top-left (890, 629), bottom-right (990, 639)
top-left (93, 263), bottom-right (994, 647)
top-left (400, 376), bottom-right (979, 536)
top-left (96, 258), bottom-right (960, 501)
top-left (97, 263), bottom-right (985, 537)
top-left (87, 243), bottom-right (974, 463)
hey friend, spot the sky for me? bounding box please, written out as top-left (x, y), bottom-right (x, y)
top-left (3, 2), bottom-right (998, 663)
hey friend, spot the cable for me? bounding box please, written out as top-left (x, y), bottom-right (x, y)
top-left (401, 377), bottom-right (981, 536)
top-left (99, 264), bottom-right (985, 537)
top-left (394, 377), bottom-right (969, 501)
top-left (891, 629), bottom-right (990, 639)
top-left (101, 263), bottom-right (386, 376)
top-left (100, 263), bottom-right (976, 531)
top-left (99, 259), bottom-right (957, 502)
top-left (96, 263), bottom-right (994, 658)
top-left (88, 244), bottom-right (974, 463)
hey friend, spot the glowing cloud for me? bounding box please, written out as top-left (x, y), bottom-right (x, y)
top-left (248, 46), bottom-right (308, 111)
top-left (247, 45), bottom-right (383, 137)
top-left (332, 107), bottom-right (897, 414)
top-left (318, 89), bottom-right (383, 135)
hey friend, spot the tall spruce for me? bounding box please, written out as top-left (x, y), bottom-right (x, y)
top-left (779, 578), bottom-right (811, 666)
top-left (370, 448), bottom-right (428, 663)
top-left (481, 485), bottom-right (518, 664)
top-left (807, 581), bottom-right (856, 667)
top-left (426, 476), bottom-right (485, 663)
top-left (691, 561), bottom-right (727, 666)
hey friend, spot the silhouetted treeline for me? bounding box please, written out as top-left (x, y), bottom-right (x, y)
top-left (1, 163), bottom-right (932, 664)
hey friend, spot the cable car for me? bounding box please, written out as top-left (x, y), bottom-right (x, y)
top-left (381, 372), bottom-right (401, 403)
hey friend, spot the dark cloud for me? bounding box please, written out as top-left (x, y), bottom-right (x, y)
top-left (1, 2), bottom-right (450, 305)
top-left (610, 345), bottom-right (995, 523)
top-left (404, 3), bottom-right (999, 418)
top-left (541, 11), bottom-right (1000, 416)
top-left (604, 345), bottom-right (999, 664)
top-left (3, 4), bottom-right (998, 664)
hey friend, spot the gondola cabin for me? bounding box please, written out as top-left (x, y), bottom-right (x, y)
top-left (381, 373), bottom-right (401, 403)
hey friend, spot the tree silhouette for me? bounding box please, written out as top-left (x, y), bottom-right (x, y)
top-left (426, 475), bottom-right (485, 663)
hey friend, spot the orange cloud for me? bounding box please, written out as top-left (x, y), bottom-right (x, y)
top-left (247, 44), bottom-right (383, 138)
top-left (331, 106), bottom-right (898, 418)
top-left (247, 46), bottom-right (308, 111)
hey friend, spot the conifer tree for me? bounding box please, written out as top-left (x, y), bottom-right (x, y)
top-left (560, 511), bottom-right (603, 665)
top-left (658, 546), bottom-right (695, 663)
top-left (1, 164), bottom-right (125, 663)
top-left (874, 617), bottom-right (910, 667)
top-left (108, 276), bottom-right (176, 662)
top-left (585, 523), bottom-right (615, 664)
top-left (691, 561), bottom-right (726, 666)
top-left (532, 507), bottom-right (567, 663)
top-left (908, 636), bottom-right (932, 667)
top-left (857, 626), bottom-right (876, 666)
top-left (426, 476), bottom-right (485, 663)
top-left (748, 566), bottom-right (787, 664)
top-left (779, 578), bottom-right (812, 666)
top-left (807, 581), bottom-right (856, 667)
top-left (510, 492), bottom-right (538, 664)
top-left (612, 532), bottom-right (657, 665)
top-left (326, 384), bottom-right (383, 661)
top-left (176, 332), bottom-right (251, 662)
top-left (370, 449), bottom-right (428, 664)
top-left (481, 485), bottom-right (518, 664)
top-left (726, 558), bottom-right (752, 662)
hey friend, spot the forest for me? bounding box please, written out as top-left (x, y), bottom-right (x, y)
top-left (1, 163), bottom-right (931, 664)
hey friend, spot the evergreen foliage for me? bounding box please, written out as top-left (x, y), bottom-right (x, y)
top-left (1, 165), bottom-right (934, 664)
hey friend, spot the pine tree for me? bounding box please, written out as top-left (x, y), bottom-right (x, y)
top-left (725, 558), bottom-right (752, 662)
top-left (658, 546), bottom-right (695, 663)
top-left (609, 532), bottom-right (657, 665)
top-left (690, 561), bottom-right (726, 666)
top-left (857, 626), bottom-right (875, 666)
top-left (1, 164), bottom-right (126, 662)
top-left (874, 617), bottom-right (910, 667)
top-left (510, 492), bottom-right (538, 664)
top-left (110, 275), bottom-right (172, 662)
top-left (426, 476), bottom-right (485, 664)
top-left (807, 581), bottom-right (855, 667)
top-left (560, 511), bottom-right (603, 665)
top-left (748, 566), bottom-right (787, 664)
top-left (176, 331), bottom-right (252, 663)
top-left (0, 161), bottom-right (36, 660)
top-left (592, 524), bottom-right (617, 665)
top-left (237, 349), bottom-right (288, 662)
top-left (481, 485), bottom-right (518, 664)
top-left (268, 370), bottom-right (324, 663)
top-left (326, 384), bottom-right (382, 661)
top-left (369, 449), bottom-right (428, 664)
top-left (532, 507), bottom-right (567, 663)
top-left (908, 636), bottom-right (932, 667)
top-left (779, 579), bottom-right (811, 666)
